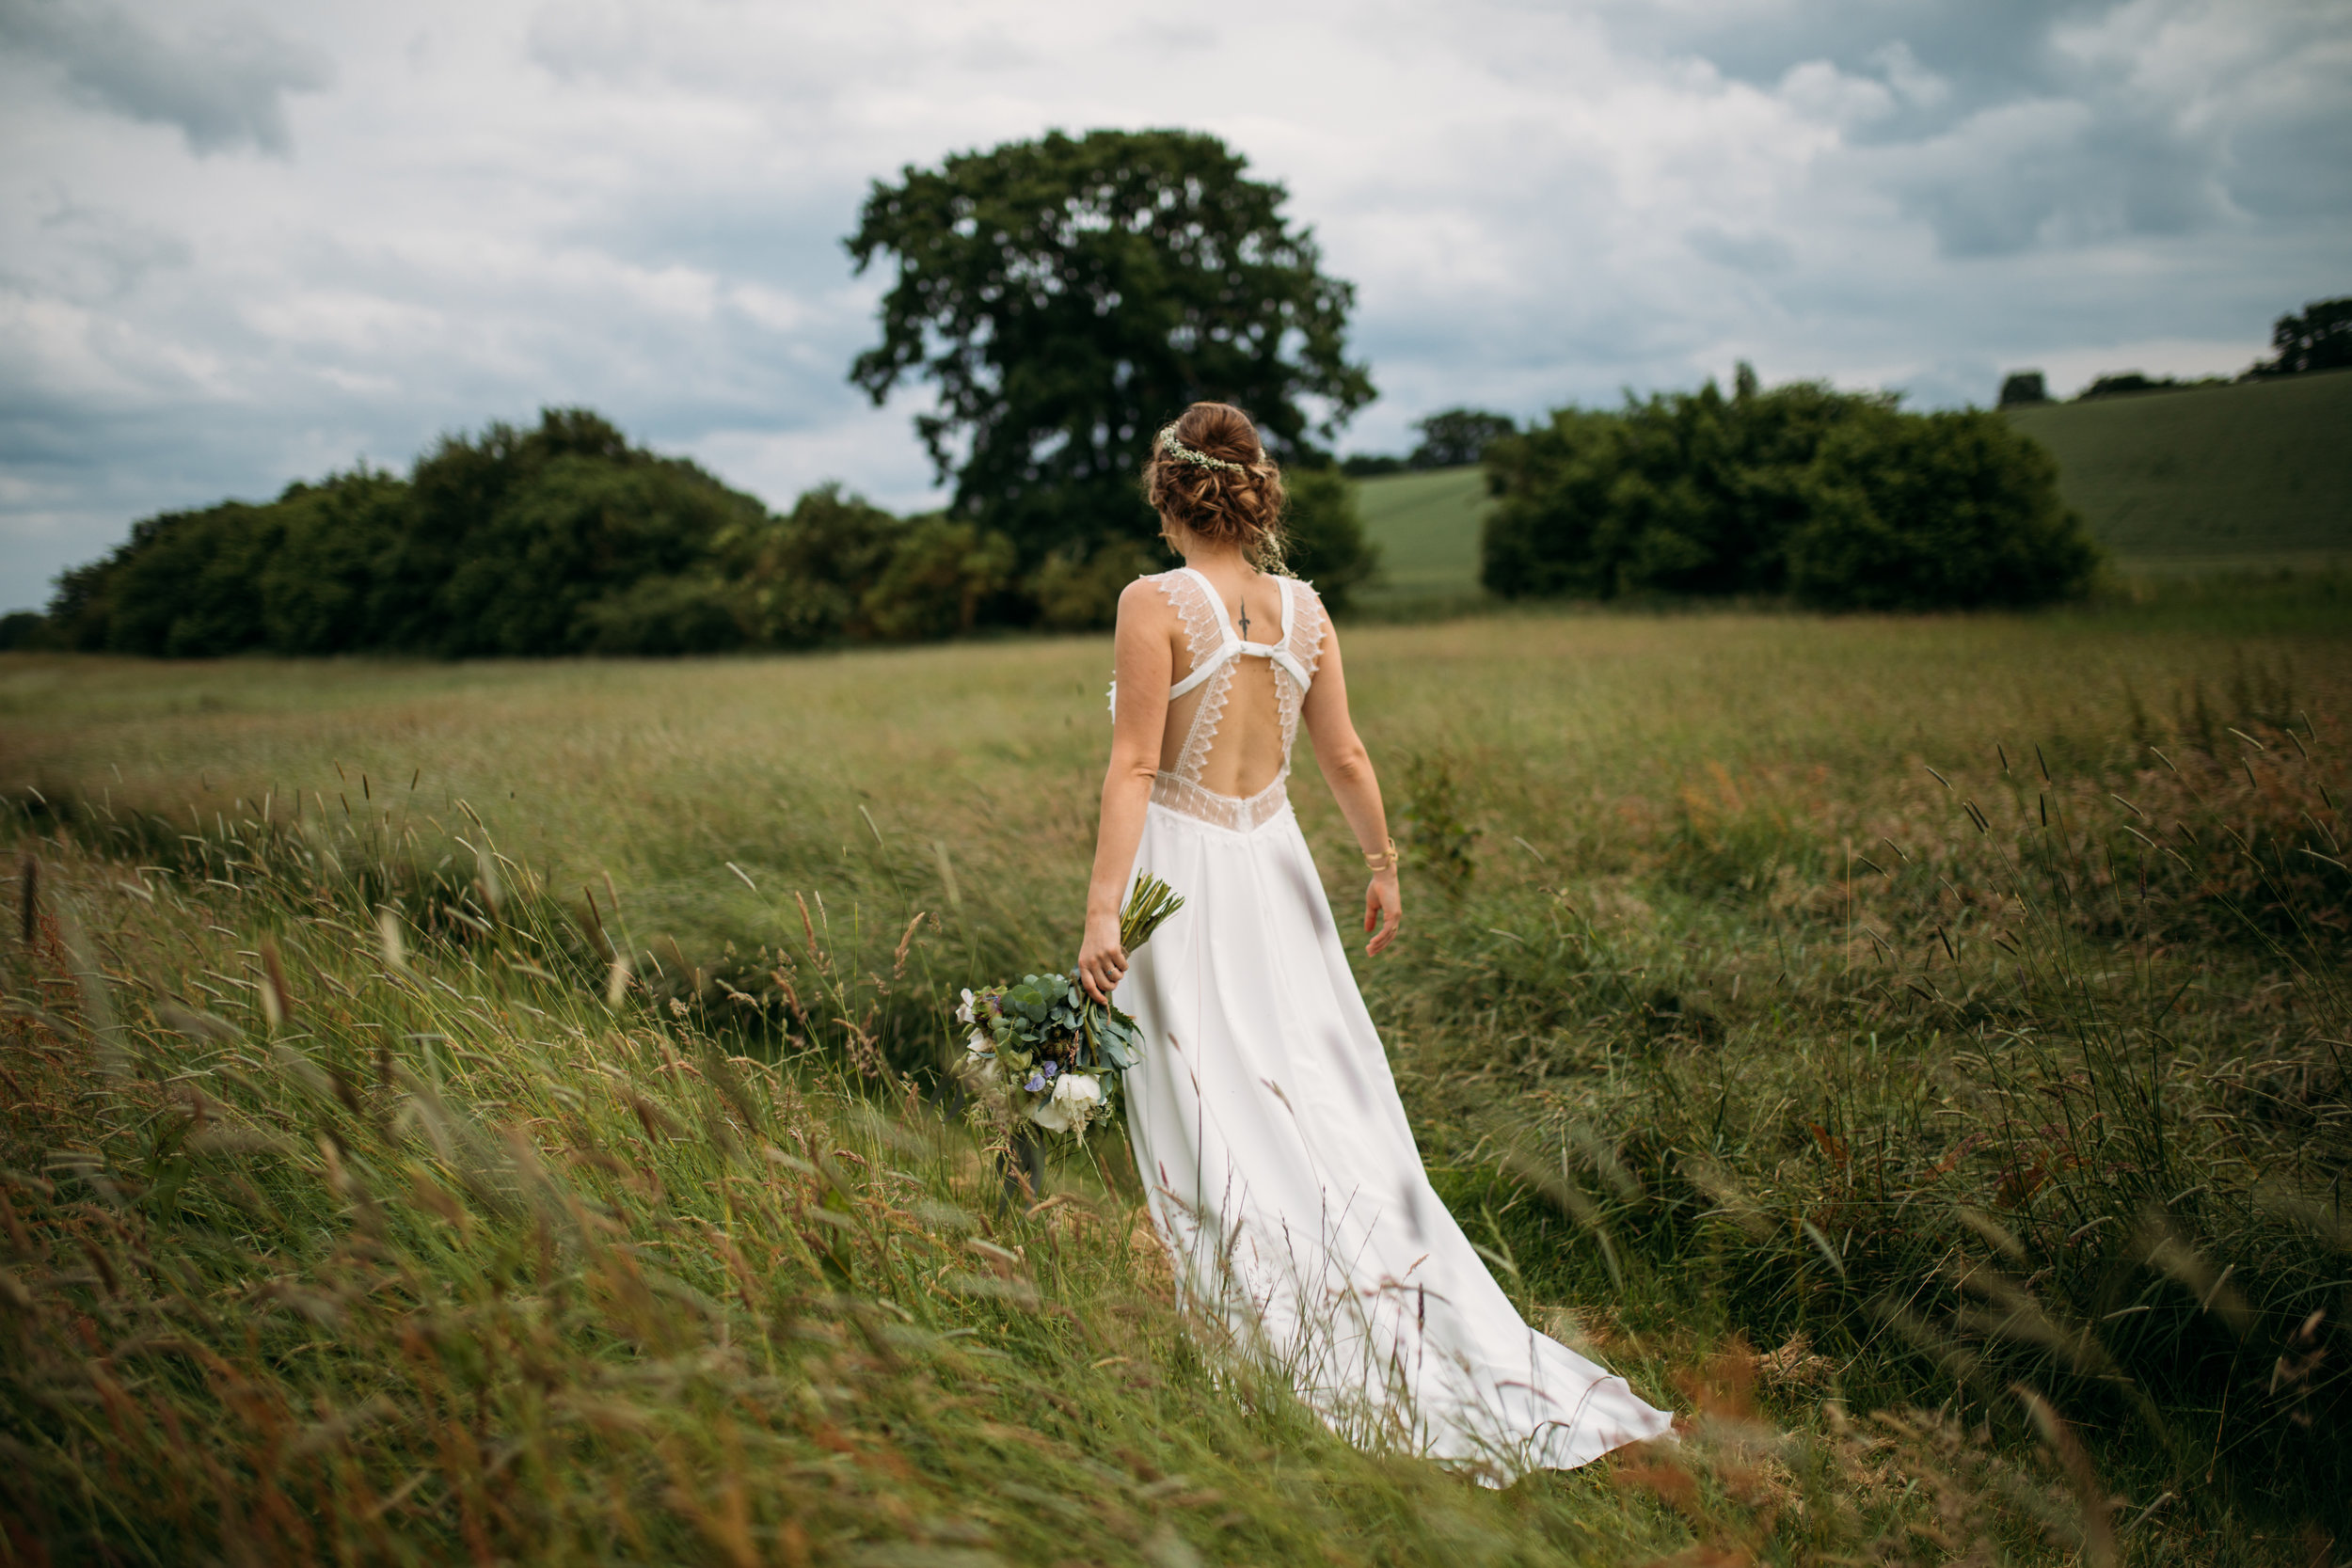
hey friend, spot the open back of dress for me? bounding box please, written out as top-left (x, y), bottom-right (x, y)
top-left (1149, 567), bottom-right (1326, 830)
top-left (1113, 568), bottom-right (1672, 1481)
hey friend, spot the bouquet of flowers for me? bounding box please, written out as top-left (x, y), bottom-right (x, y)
top-left (955, 874), bottom-right (1184, 1146)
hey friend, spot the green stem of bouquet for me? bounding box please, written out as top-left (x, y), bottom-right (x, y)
top-left (1119, 872), bottom-right (1184, 954)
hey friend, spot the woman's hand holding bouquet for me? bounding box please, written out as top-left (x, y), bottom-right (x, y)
top-left (954, 874), bottom-right (1181, 1146)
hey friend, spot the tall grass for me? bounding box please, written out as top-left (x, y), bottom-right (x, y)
top-left (1400, 705), bottom-right (2351, 1528)
top-left (4, 597), bottom-right (2349, 1560)
top-left (1, 813), bottom-right (2107, 1565)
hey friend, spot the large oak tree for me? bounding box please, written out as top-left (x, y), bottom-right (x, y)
top-left (846, 129), bottom-right (1375, 564)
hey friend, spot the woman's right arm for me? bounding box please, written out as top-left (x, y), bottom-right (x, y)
top-left (1076, 580), bottom-right (1174, 1003)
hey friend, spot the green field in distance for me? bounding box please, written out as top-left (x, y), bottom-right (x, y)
top-left (2007, 368), bottom-right (2352, 571)
top-left (1350, 465), bottom-right (1488, 605)
top-left (1351, 369), bottom-right (2351, 603)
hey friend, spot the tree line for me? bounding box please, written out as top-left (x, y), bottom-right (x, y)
top-left (1999, 294), bottom-right (2351, 406)
top-left (16, 407), bottom-right (1376, 657)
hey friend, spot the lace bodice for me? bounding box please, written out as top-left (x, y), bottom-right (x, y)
top-left (1121, 567), bottom-right (1326, 832)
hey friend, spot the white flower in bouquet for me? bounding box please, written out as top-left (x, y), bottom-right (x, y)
top-left (953, 1033), bottom-right (999, 1092)
top-left (955, 988), bottom-right (977, 1025)
top-left (1028, 1071), bottom-right (1104, 1134)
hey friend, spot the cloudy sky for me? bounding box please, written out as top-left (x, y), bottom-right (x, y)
top-left (4, 0), bottom-right (2347, 611)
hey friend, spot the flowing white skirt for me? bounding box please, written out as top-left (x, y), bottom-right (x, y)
top-left (1115, 800), bottom-right (1674, 1480)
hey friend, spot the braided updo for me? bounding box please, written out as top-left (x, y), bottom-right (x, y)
top-left (1144, 402), bottom-right (1287, 571)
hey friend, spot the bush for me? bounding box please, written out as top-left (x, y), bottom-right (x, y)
top-left (1027, 540), bottom-right (1161, 632)
top-left (729, 484), bottom-right (910, 646)
top-left (0, 611), bottom-right (54, 651)
top-left (1409, 408), bottom-right (1515, 469)
top-left (47, 412), bottom-right (777, 659)
top-left (1787, 408), bottom-right (2100, 610)
top-left (574, 574), bottom-right (748, 655)
top-left (433, 453), bottom-right (762, 657)
top-left (257, 470), bottom-right (419, 654)
top-left (865, 519), bottom-right (1016, 641)
top-left (1482, 370), bottom-right (2099, 610)
top-left (1481, 377), bottom-right (1857, 600)
top-left (2075, 371), bottom-right (2227, 400)
top-left (1996, 371), bottom-right (2048, 407)
top-left (68, 500), bottom-right (286, 657)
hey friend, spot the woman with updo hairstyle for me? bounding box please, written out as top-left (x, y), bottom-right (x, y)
top-left (1077, 402), bottom-right (1671, 1480)
top-left (1142, 400), bottom-right (1290, 571)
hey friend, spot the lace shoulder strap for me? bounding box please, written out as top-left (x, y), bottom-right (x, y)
top-left (1150, 569), bottom-right (1222, 664)
top-left (1152, 570), bottom-right (1228, 692)
top-left (1282, 578), bottom-right (1327, 688)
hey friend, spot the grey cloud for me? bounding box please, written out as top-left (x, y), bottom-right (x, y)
top-left (1600, 0), bottom-right (2109, 130)
top-left (18, 196), bottom-right (193, 303)
top-left (1610, 0), bottom-right (2352, 256)
top-left (1872, 103), bottom-right (2165, 255)
top-left (0, 198), bottom-right (920, 610)
top-left (554, 181), bottom-right (860, 292)
top-left (0, 0), bottom-right (330, 156)
top-left (0, 400), bottom-right (315, 611)
top-left (1885, 92), bottom-right (2253, 257)
top-left (524, 1), bottom-right (879, 98)
top-left (1686, 225), bottom-right (1794, 275)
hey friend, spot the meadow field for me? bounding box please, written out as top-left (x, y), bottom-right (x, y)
top-left (3, 588), bottom-right (2350, 1563)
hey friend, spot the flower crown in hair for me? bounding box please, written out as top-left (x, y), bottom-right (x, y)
top-left (1157, 424), bottom-right (1249, 474)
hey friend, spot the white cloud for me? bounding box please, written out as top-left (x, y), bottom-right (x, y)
top-left (0, 0), bottom-right (2346, 609)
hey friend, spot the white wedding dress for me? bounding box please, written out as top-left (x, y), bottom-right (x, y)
top-left (1111, 567), bottom-right (1672, 1481)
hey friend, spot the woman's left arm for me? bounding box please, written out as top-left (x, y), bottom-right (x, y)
top-left (1077, 580), bottom-right (1174, 1004)
top-left (1299, 608), bottom-right (1404, 957)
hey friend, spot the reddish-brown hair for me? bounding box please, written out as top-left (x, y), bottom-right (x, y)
top-left (1144, 402), bottom-right (1287, 570)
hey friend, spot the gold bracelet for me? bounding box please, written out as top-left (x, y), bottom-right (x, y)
top-left (1363, 835), bottom-right (1399, 873)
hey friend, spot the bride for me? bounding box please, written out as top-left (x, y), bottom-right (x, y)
top-left (1075, 402), bottom-right (1673, 1481)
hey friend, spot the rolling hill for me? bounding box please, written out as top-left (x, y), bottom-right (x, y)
top-left (1350, 466), bottom-right (1489, 607)
top-left (2004, 368), bottom-right (2352, 569)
